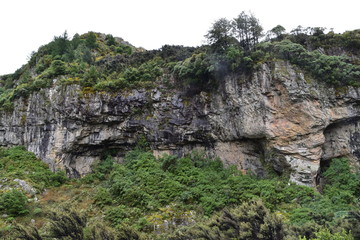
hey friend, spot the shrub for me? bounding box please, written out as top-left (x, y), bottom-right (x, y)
top-left (49, 171), bottom-right (68, 187)
top-left (0, 146), bottom-right (67, 190)
top-left (94, 187), bottom-right (112, 207)
top-left (80, 66), bottom-right (99, 87)
top-left (265, 40), bottom-right (360, 87)
top-left (173, 53), bottom-right (213, 84)
top-left (106, 34), bottom-right (117, 46)
top-left (81, 155), bottom-right (115, 183)
top-left (322, 158), bottom-right (360, 198)
top-left (159, 45), bottom-right (196, 62)
top-left (31, 78), bottom-right (52, 90)
top-left (13, 83), bottom-right (31, 98)
top-left (35, 54), bottom-right (53, 74)
top-left (94, 78), bottom-right (129, 91)
top-left (121, 58), bottom-right (163, 82)
top-left (116, 45), bottom-right (133, 55)
top-left (0, 189), bottom-right (29, 216)
top-left (106, 149), bottom-right (321, 216)
top-left (49, 60), bottom-right (67, 77)
top-left (0, 90), bottom-right (14, 111)
top-left (105, 205), bottom-right (129, 227)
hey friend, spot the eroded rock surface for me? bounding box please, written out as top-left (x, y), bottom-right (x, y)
top-left (1, 61), bottom-right (359, 186)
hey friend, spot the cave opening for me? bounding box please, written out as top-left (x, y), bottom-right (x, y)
top-left (316, 117), bottom-right (360, 188)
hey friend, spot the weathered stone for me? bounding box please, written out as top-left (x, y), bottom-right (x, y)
top-left (13, 179), bottom-right (36, 196)
top-left (1, 61), bottom-right (360, 186)
top-left (322, 117), bottom-right (360, 164)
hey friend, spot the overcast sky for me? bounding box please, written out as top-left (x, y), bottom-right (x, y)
top-left (0, 0), bottom-right (359, 75)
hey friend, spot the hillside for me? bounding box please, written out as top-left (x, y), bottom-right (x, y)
top-left (1, 12), bottom-right (360, 239)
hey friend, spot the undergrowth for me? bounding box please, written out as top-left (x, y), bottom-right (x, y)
top-left (0, 147), bottom-right (359, 239)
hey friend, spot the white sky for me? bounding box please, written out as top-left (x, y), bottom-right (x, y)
top-left (0, 0), bottom-right (359, 75)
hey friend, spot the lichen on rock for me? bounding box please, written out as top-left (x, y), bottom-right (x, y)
top-left (1, 60), bottom-right (360, 187)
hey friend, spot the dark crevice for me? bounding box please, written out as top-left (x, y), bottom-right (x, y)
top-left (317, 116), bottom-right (360, 187)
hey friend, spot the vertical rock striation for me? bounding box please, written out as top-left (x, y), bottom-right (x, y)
top-left (1, 61), bottom-right (359, 186)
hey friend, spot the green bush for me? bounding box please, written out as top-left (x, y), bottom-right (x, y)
top-left (0, 89), bottom-right (14, 110)
top-left (49, 59), bottom-right (67, 77)
top-left (285, 158), bottom-right (360, 230)
top-left (103, 150), bottom-right (358, 236)
top-left (106, 150), bottom-right (317, 216)
top-left (322, 158), bottom-right (360, 198)
top-left (31, 78), bottom-right (52, 90)
top-left (121, 58), bottom-right (163, 82)
top-left (105, 205), bottom-right (129, 227)
top-left (67, 62), bottom-right (87, 77)
top-left (265, 40), bottom-right (360, 87)
top-left (0, 148), bottom-right (357, 238)
top-left (35, 54), bottom-right (53, 74)
top-left (80, 66), bottom-right (100, 87)
top-left (13, 83), bottom-right (31, 98)
top-left (80, 155), bottom-right (115, 183)
top-left (94, 187), bottom-right (112, 207)
top-left (0, 189), bottom-right (29, 216)
top-left (116, 44), bottom-right (133, 55)
top-left (0, 146), bottom-right (67, 190)
top-left (173, 53), bottom-right (213, 85)
top-left (94, 78), bottom-right (131, 92)
top-left (106, 34), bottom-right (117, 46)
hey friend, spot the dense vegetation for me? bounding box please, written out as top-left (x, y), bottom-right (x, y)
top-left (1, 12), bottom-right (360, 111)
top-left (1, 11), bottom-right (360, 239)
top-left (0, 146), bottom-right (359, 239)
top-left (0, 146), bottom-right (67, 217)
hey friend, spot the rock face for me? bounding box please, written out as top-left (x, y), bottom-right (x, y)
top-left (1, 61), bottom-right (360, 186)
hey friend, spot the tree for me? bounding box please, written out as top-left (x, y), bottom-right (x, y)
top-left (269, 25), bottom-right (286, 40)
top-left (106, 34), bottom-right (117, 46)
top-left (75, 43), bottom-right (94, 64)
top-left (205, 18), bottom-right (233, 53)
top-left (291, 25), bottom-right (306, 35)
top-left (51, 31), bottom-right (70, 57)
top-left (205, 12), bottom-right (263, 53)
top-left (86, 32), bottom-right (98, 49)
top-left (232, 11), bottom-right (263, 51)
top-left (71, 33), bottom-right (82, 49)
top-left (309, 27), bottom-right (326, 36)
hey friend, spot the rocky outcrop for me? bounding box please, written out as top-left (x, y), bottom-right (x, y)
top-left (322, 117), bottom-right (360, 163)
top-left (1, 61), bottom-right (360, 186)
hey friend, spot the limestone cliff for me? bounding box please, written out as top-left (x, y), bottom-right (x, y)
top-left (1, 61), bottom-right (360, 186)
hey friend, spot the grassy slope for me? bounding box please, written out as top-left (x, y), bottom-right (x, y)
top-left (0, 147), bottom-right (359, 239)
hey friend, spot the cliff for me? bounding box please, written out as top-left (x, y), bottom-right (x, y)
top-left (1, 60), bottom-right (359, 187)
